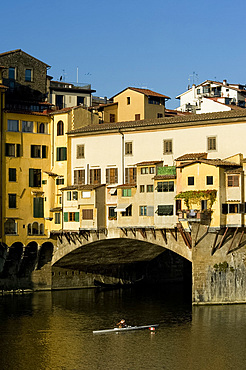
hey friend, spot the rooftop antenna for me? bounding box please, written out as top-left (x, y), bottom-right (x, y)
top-left (188, 72), bottom-right (198, 89)
top-left (62, 69), bottom-right (67, 82)
top-left (77, 67), bottom-right (79, 84)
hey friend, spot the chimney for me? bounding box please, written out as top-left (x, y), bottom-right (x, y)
top-left (223, 79), bottom-right (227, 85)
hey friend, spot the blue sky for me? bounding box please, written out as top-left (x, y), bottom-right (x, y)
top-left (2, 0), bottom-right (246, 108)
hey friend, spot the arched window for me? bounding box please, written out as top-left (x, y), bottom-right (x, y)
top-left (57, 120), bottom-right (64, 136)
top-left (39, 123), bottom-right (45, 133)
top-left (32, 222), bottom-right (39, 235)
top-left (40, 224), bottom-right (44, 235)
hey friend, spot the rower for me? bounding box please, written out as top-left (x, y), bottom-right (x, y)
top-left (117, 319), bottom-right (127, 328)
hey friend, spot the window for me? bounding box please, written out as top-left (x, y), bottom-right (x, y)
top-left (73, 191), bottom-right (78, 200)
top-left (109, 207), bottom-right (117, 219)
top-left (56, 177), bottom-right (64, 185)
top-left (122, 205), bottom-right (132, 216)
top-left (122, 188), bottom-right (132, 197)
top-left (149, 167), bottom-right (155, 174)
top-left (127, 97), bottom-right (130, 105)
top-left (141, 167), bottom-right (149, 174)
top-left (9, 194), bottom-right (16, 209)
top-left (139, 206), bottom-right (147, 216)
top-left (157, 181), bottom-right (174, 192)
top-left (9, 67), bottom-right (15, 80)
top-left (229, 204), bottom-right (238, 213)
top-left (77, 96), bottom-right (84, 105)
top-left (7, 120), bottom-right (19, 132)
top-left (38, 122), bottom-right (47, 133)
top-left (201, 200), bottom-right (207, 211)
top-left (157, 205), bottom-right (173, 216)
top-left (222, 204), bottom-right (228, 214)
top-left (157, 113), bottom-right (163, 118)
top-left (55, 213), bottom-right (61, 224)
top-left (67, 191), bottom-right (71, 201)
top-left (188, 177), bottom-right (194, 186)
top-left (9, 168), bottom-right (16, 182)
top-left (140, 185), bottom-right (145, 193)
top-left (163, 140), bottom-right (173, 154)
top-left (110, 114), bottom-right (116, 123)
top-left (106, 168), bottom-right (118, 184)
top-left (57, 147), bottom-right (67, 161)
top-left (206, 176), bottom-right (213, 185)
top-left (197, 89), bottom-right (201, 94)
top-left (29, 169), bottom-right (41, 187)
top-left (31, 145), bottom-right (47, 158)
top-left (125, 142), bottom-right (132, 155)
top-left (74, 170), bottom-right (85, 185)
top-left (135, 114), bottom-right (140, 120)
top-left (89, 169), bottom-right (101, 185)
top-left (25, 69), bottom-right (32, 82)
top-left (228, 175), bottom-right (239, 187)
top-left (125, 167), bottom-right (136, 184)
top-left (82, 209), bottom-right (93, 220)
top-left (69, 212), bottom-right (79, 221)
top-left (57, 121), bottom-right (64, 136)
top-left (207, 136), bottom-right (217, 151)
top-left (22, 121), bottom-right (33, 132)
top-left (5, 143), bottom-right (20, 157)
top-left (147, 185), bottom-right (154, 192)
top-left (4, 219), bottom-right (17, 235)
top-left (76, 144), bottom-right (85, 159)
top-left (33, 197), bottom-right (44, 218)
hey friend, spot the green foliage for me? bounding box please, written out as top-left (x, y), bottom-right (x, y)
top-left (175, 189), bottom-right (217, 210)
top-left (213, 261), bottom-right (233, 273)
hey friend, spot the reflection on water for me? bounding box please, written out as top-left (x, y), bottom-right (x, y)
top-left (0, 284), bottom-right (246, 370)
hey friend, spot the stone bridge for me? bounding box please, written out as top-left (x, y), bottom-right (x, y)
top-left (1, 223), bottom-right (246, 305)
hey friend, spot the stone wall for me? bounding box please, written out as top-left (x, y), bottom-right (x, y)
top-left (192, 224), bottom-right (246, 304)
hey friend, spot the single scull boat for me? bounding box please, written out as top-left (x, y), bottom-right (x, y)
top-left (93, 324), bottom-right (159, 334)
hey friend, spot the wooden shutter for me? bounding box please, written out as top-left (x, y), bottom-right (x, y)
top-left (75, 212), bottom-right (79, 222)
top-left (64, 212), bottom-right (68, 222)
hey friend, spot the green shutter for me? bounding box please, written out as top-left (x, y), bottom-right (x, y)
top-left (56, 147), bottom-right (59, 161)
top-left (42, 145), bottom-right (47, 158)
top-left (75, 212), bottom-right (79, 222)
top-left (64, 212), bottom-right (68, 222)
top-left (33, 198), bottom-right (44, 218)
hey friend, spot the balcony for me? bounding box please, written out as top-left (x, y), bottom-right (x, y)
top-left (178, 209), bottom-right (212, 224)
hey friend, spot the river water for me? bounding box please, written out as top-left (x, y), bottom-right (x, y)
top-left (0, 284), bottom-right (246, 370)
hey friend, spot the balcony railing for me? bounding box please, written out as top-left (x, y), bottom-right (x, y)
top-left (177, 209), bottom-right (212, 223)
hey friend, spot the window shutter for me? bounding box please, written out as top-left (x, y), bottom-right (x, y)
top-left (16, 144), bottom-right (21, 157)
top-left (239, 203), bottom-right (245, 214)
top-left (222, 204), bottom-right (228, 214)
top-left (74, 170), bottom-right (78, 184)
top-left (90, 169), bottom-right (93, 184)
top-left (64, 212), bottom-right (68, 222)
top-left (106, 169), bottom-right (109, 184)
top-left (42, 146), bottom-right (47, 158)
top-left (29, 169), bottom-right (34, 187)
top-left (67, 191), bottom-right (71, 201)
top-left (33, 198), bottom-right (44, 218)
top-left (115, 168), bottom-right (118, 183)
top-left (75, 212), bottom-right (79, 222)
top-left (147, 206), bottom-right (154, 216)
top-left (56, 148), bottom-right (59, 161)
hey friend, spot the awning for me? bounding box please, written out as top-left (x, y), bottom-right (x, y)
top-left (115, 204), bottom-right (131, 212)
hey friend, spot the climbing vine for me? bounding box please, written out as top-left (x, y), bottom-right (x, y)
top-left (175, 189), bottom-right (217, 210)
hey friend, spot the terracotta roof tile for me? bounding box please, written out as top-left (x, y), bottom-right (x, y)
top-left (68, 110), bottom-right (246, 136)
top-left (135, 160), bottom-right (163, 166)
top-left (178, 159), bottom-right (240, 168)
top-left (175, 153), bottom-right (207, 161)
top-left (60, 184), bottom-right (105, 191)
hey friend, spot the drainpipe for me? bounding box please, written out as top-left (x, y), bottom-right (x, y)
top-left (119, 129), bottom-right (124, 183)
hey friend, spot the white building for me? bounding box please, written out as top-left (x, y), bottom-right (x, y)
top-left (176, 80), bottom-right (246, 114)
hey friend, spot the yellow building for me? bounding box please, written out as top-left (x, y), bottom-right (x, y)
top-left (2, 110), bottom-right (51, 246)
top-left (175, 155), bottom-right (242, 228)
top-left (91, 87), bottom-right (170, 123)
